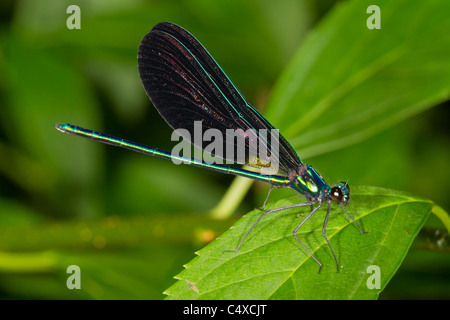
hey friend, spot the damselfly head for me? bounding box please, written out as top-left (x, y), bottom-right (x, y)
top-left (330, 182), bottom-right (350, 205)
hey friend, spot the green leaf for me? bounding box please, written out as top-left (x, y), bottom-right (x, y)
top-left (214, 0), bottom-right (450, 221)
top-left (164, 186), bottom-right (433, 299)
top-left (265, 0), bottom-right (450, 159)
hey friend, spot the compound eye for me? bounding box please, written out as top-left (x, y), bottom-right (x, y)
top-left (330, 187), bottom-right (344, 203)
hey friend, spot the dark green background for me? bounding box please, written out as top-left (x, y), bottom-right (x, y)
top-left (0, 0), bottom-right (448, 299)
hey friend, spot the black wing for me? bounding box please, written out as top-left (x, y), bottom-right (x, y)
top-left (137, 22), bottom-right (301, 174)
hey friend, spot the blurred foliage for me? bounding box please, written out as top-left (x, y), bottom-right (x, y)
top-left (0, 0), bottom-right (448, 299)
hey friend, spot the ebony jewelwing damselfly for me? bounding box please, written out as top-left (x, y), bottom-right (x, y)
top-left (55, 22), bottom-right (366, 272)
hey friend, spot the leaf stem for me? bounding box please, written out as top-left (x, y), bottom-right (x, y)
top-left (209, 176), bottom-right (253, 220)
top-left (432, 204), bottom-right (450, 233)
